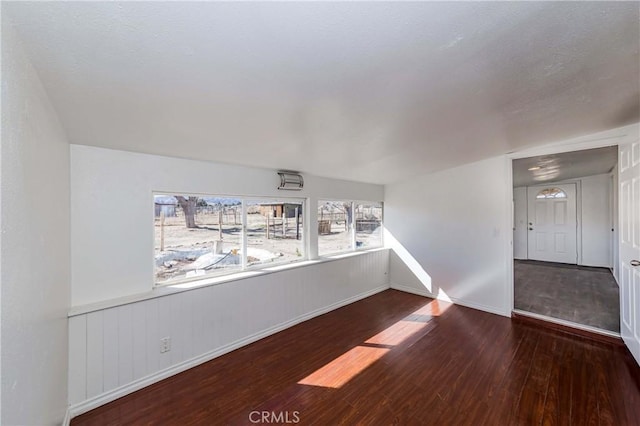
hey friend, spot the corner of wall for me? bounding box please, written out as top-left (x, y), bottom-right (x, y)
top-left (385, 156), bottom-right (513, 320)
top-left (1, 16), bottom-right (71, 425)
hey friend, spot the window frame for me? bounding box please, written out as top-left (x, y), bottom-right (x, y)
top-left (317, 199), bottom-right (384, 257)
top-left (354, 200), bottom-right (384, 252)
top-left (153, 191), bottom-right (307, 287)
top-left (243, 195), bottom-right (307, 269)
top-left (317, 199), bottom-right (355, 257)
top-left (535, 188), bottom-right (567, 199)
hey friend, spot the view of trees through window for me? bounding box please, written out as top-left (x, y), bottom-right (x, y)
top-left (317, 201), bottom-right (354, 255)
top-left (154, 194), bottom-right (304, 284)
top-left (318, 200), bottom-right (383, 255)
top-left (155, 194), bottom-right (382, 285)
top-left (355, 202), bottom-right (383, 249)
top-left (154, 195), bottom-right (242, 283)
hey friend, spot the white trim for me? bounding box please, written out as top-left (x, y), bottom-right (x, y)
top-left (69, 247), bottom-right (389, 317)
top-left (350, 201), bottom-right (356, 250)
top-left (390, 283), bottom-right (511, 318)
top-left (508, 123), bottom-right (638, 160)
top-left (504, 156), bottom-right (515, 314)
top-left (521, 173), bottom-right (620, 268)
top-left (62, 408), bottom-right (71, 426)
top-left (512, 309), bottom-right (621, 339)
top-left (390, 283), bottom-right (434, 298)
top-left (525, 182), bottom-right (580, 265)
top-left (64, 284), bottom-right (390, 424)
top-left (316, 198), bottom-right (384, 257)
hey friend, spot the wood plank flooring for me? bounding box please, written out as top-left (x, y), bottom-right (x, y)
top-left (71, 290), bottom-right (640, 425)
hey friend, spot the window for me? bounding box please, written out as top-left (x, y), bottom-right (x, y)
top-left (536, 188), bottom-right (567, 199)
top-left (318, 200), bottom-right (354, 256)
top-left (355, 202), bottom-right (383, 249)
top-left (245, 199), bottom-right (304, 267)
top-left (154, 194), bottom-right (305, 285)
top-left (318, 200), bottom-right (383, 256)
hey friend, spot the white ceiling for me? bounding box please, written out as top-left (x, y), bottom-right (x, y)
top-left (4, 2), bottom-right (639, 184)
top-left (512, 146), bottom-right (618, 187)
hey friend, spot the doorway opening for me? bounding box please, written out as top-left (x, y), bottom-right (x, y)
top-left (512, 146), bottom-right (620, 334)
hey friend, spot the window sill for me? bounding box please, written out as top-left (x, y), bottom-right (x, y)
top-left (68, 247), bottom-right (388, 317)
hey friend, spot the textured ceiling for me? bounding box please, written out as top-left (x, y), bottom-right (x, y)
top-left (4, 2), bottom-right (639, 184)
top-left (512, 146), bottom-right (618, 187)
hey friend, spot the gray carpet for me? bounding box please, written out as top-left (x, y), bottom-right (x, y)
top-left (514, 260), bottom-right (620, 332)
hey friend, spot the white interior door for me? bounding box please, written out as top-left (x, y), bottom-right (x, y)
top-left (619, 138), bottom-right (640, 365)
top-left (527, 183), bottom-right (577, 264)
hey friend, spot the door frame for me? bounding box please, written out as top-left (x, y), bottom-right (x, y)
top-left (505, 123), bottom-right (638, 319)
top-left (526, 182), bottom-right (578, 264)
top-left (518, 179), bottom-right (584, 264)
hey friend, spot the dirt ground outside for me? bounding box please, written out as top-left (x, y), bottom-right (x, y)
top-left (154, 206), bottom-right (382, 283)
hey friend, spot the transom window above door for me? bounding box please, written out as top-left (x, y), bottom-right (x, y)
top-left (535, 188), bottom-right (567, 199)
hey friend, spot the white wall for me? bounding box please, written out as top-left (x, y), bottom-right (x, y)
top-left (385, 156), bottom-right (512, 316)
top-left (581, 173), bottom-right (611, 267)
top-left (68, 144), bottom-right (388, 416)
top-left (71, 145), bottom-right (384, 306)
top-left (513, 187), bottom-right (528, 259)
top-left (1, 18), bottom-right (71, 426)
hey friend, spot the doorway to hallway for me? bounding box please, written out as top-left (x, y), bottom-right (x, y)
top-left (512, 146), bottom-right (619, 334)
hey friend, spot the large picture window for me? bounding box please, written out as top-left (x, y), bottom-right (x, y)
top-left (154, 194), bottom-right (305, 285)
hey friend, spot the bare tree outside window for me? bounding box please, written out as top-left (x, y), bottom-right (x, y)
top-left (174, 196), bottom-right (198, 228)
top-left (154, 194), bottom-right (307, 285)
top-left (154, 194), bottom-right (242, 283)
top-left (354, 202), bottom-right (383, 249)
top-left (318, 200), bottom-right (354, 256)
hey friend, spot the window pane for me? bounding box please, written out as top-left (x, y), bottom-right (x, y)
top-left (535, 188), bottom-right (567, 199)
top-left (154, 195), bottom-right (242, 284)
top-left (355, 202), bottom-right (383, 249)
top-left (245, 199), bottom-right (305, 267)
top-left (318, 200), bottom-right (353, 255)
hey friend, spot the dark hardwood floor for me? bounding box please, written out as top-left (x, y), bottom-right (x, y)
top-left (71, 290), bottom-right (640, 425)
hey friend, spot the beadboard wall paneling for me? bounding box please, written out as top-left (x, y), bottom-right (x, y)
top-left (68, 250), bottom-right (389, 415)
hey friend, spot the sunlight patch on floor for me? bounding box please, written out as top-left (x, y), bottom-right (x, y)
top-left (298, 299), bottom-right (449, 388)
top-left (365, 320), bottom-right (427, 346)
top-left (297, 345), bottom-right (389, 388)
top-left (414, 299), bottom-right (451, 316)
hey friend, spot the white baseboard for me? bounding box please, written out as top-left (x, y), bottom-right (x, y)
top-left (390, 283), bottom-right (436, 298)
top-left (64, 284), bottom-right (389, 425)
top-left (390, 283), bottom-right (510, 318)
top-left (62, 408), bottom-right (71, 426)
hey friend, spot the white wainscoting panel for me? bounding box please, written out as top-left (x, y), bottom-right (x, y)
top-left (67, 249), bottom-right (389, 418)
top-left (68, 316), bottom-right (87, 405)
top-left (85, 311), bottom-right (104, 399)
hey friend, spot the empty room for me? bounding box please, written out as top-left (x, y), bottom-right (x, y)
top-left (1, 2), bottom-right (639, 425)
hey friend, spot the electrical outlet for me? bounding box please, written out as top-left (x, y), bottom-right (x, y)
top-left (160, 336), bottom-right (171, 353)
